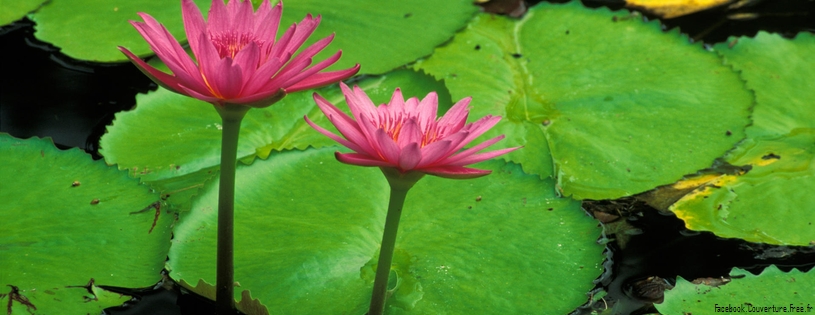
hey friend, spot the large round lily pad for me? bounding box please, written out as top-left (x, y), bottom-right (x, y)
top-left (166, 147), bottom-right (603, 314)
top-left (0, 134), bottom-right (173, 314)
top-left (415, 1), bottom-right (752, 199)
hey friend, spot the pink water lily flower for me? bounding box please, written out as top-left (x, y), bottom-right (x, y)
top-left (305, 83), bottom-right (520, 179)
top-left (119, 0), bottom-right (359, 108)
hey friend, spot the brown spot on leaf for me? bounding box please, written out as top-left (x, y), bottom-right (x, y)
top-left (71, 181), bottom-right (81, 187)
top-left (1, 285), bottom-right (37, 314)
top-left (762, 153), bottom-right (781, 160)
top-left (90, 199), bottom-right (100, 205)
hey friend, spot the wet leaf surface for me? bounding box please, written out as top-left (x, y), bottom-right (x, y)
top-left (0, 134), bottom-right (173, 314)
top-left (167, 147), bottom-right (603, 314)
top-left (416, 1), bottom-right (752, 199)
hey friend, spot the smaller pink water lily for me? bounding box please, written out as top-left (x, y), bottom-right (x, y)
top-left (305, 83), bottom-right (520, 179)
top-left (119, 0), bottom-right (359, 108)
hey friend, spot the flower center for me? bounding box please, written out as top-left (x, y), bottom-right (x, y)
top-left (378, 115), bottom-right (441, 148)
top-left (211, 32), bottom-right (256, 59)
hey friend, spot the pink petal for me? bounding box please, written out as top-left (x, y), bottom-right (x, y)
top-left (262, 56), bottom-right (312, 90)
top-left (312, 93), bottom-right (377, 156)
top-left (357, 113), bottom-right (383, 153)
top-left (232, 0), bottom-right (255, 37)
top-left (130, 18), bottom-right (204, 91)
top-left (342, 83), bottom-right (378, 128)
top-left (283, 14), bottom-right (320, 55)
top-left (416, 92), bottom-right (438, 130)
top-left (118, 46), bottom-right (184, 94)
top-left (304, 115), bottom-right (365, 153)
top-left (241, 57), bottom-right (284, 95)
top-left (194, 31), bottom-right (226, 97)
top-left (285, 64), bottom-right (360, 92)
top-left (444, 134), bottom-right (506, 164)
top-left (450, 115), bottom-right (502, 153)
top-left (448, 146), bottom-right (520, 166)
top-left (280, 50), bottom-right (342, 88)
top-left (181, 0), bottom-right (207, 59)
top-left (336, 152), bottom-right (394, 167)
top-left (404, 97), bottom-right (420, 113)
top-left (398, 143), bottom-right (422, 171)
top-left (176, 84), bottom-right (223, 104)
top-left (374, 128), bottom-right (400, 164)
top-left (207, 0), bottom-right (229, 32)
top-left (437, 96), bottom-right (471, 135)
top-left (230, 88), bottom-right (285, 108)
top-left (388, 88), bottom-right (405, 113)
top-left (415, 139), bottom-right (452, 167)
top-left (269, 23), bottom-right (296, 62)
top-left (226, 87), bottom-right (285, 107)
top-left (231, 41), bottom-right (260, 89)
top-left (420, 165), bottom-right (492, 179)
top-left (396, 118), bottom-right (422, 148)
top-left (282, 33), bottom-right (334, 73)
top-left (253, 0), bottom-right (281, 43)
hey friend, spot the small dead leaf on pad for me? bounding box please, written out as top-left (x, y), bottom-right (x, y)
top-left (626, 0), bottom-right (734, 19)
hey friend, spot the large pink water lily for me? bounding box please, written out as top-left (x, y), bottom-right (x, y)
top-left (305, 83), bottom-right (520, 179)
top-left (119, 0), bottom-right (359, 108)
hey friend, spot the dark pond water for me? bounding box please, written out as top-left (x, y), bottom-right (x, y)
top-left (2, 1), bottom-right (814, 314)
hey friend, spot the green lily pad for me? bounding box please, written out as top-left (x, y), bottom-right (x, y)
top-left (717, 32), bottom-right (815, 139)
top-left (669, 33), bottom-right (815, 246)
top-left (166, 147), bottom-right (603, 314)
top-left (0, 0), bottom-right (46, 26)
top-left (30, 0), bottom-right (476, 70)
top-left (31, 0), bottom-right (213, 63)
top-left (656, 266), bottom-right (815, 315)
top-left (100, 69), bottom-right (450, 184)
top-left (0, 134), bottom-right (173, 314)
top-left (415, 1), bottom-right (752, 199)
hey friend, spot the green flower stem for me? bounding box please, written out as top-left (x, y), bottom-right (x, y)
top-left (214, 105), bottom-right (250, 314)
top-left (369, 169), bottom-right (424, 315)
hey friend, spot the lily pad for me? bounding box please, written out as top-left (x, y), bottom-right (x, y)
top-left (0, 0), bottom-right (47, 26)
top-left (0, 134), bottom-right (173, 314)
top-left (166, 147), bottom-right (603, 314)
top-left (415, 1), bottom-right (752, 199)
top-left (31, 0), bottom-right (213, 63)
top-left (669, 33), bottom-right (815, 246)
top-left (100, 69), bottom-right (451, 184)
top-left (656, 266), bottom-right (815, 314)
top-left (30, 0), bottom-right (476, 70)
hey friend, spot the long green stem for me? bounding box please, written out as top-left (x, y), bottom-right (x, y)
top-left (214, 105), bottom-right (250, 314)
top-left (368, 169), bottom-right (423, 315)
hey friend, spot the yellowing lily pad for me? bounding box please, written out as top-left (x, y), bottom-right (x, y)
top-left (669, 33), bottom-right (815, 246)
